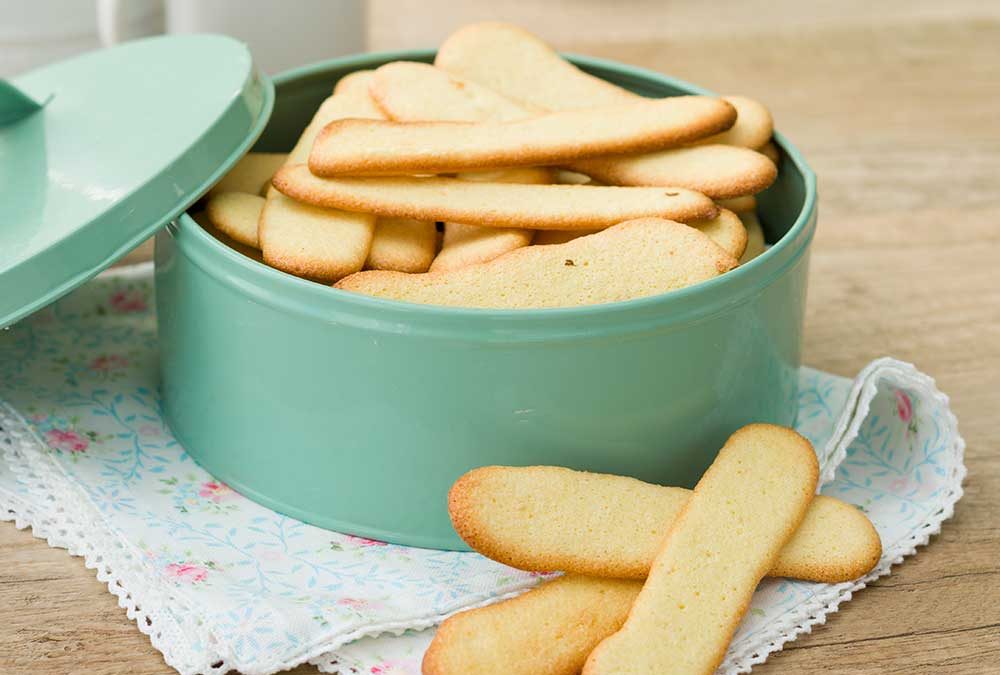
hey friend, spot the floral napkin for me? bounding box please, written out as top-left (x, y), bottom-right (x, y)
top-left (0, 264), bottom-right (965, 675)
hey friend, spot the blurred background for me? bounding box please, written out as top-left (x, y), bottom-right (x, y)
top-left (4, 0), bottom-right (997, 321)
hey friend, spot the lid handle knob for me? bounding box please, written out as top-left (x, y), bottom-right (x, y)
top-left (0, 80), bottom-right (47, 127)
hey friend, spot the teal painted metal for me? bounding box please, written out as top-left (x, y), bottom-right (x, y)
top-left (0, 80), bottom-right (46, 126)
top-left (0, 35), bottom-right (273, 328)
top-left (156, 50), bottom-right (818, 550)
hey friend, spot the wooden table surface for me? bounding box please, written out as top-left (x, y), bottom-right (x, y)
top-left (2, 2), bottom-right (998, 673)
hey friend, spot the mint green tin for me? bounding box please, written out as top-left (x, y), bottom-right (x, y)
top-left (156, 50), bottom-right (817, 550)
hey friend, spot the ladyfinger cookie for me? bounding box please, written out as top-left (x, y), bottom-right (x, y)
top-left (373, 62), bottom-right (772, 197)
top-left (370, 60), bottom-right (537, 122)
top-left (208, 152), bottom-right (288, 198)
top-left (583, 424), bottom-right (819, 675)
top-left (308, 97), bottom-right (736, 175)
top-left (259, 194), bottom-right (375, 282)
top-left (423, 575), bottom-right (641, 675)
top-left (430, 483), bottom-right (879, 675)
top-left (334, 218), bottom-right (736, 309)
top-left (333, 69), bottom-right (377, 97)
top-left (257, 71), bottom-right (380, 281)
top-left (278, 72), bottom-right (383, 172)
top-left (430, 222), bottom-right (531, 273)
top-left (436, 22), bottom-right (777, 197)
top-left (205, 192), bottom-right (265, 249)
top-left (375, 61), bottom-right (761, 218)
top-left (572, 144), bottom-right (776, 200)
top-left (694, 95), bottom-right (773, 149)
top-left (192, 211), bottom-right (263, 263)
top-left (760, 139), bottom-right (781, 165)
top-left (437, 23), bottom-right (774, 141)
top-left (717, 194), bottom-right (757, 213)
top-left (530, 173), bottom-right (603, 245)
top-left (689, 208), bottom-right (747, 259)
top-left (430, 168), bottom-right (552, 274)
top-left (739, 210), bottom-right (767, 263)
top-left (532, 229), bottom-right (599, 245)
top-left (373, 65), bottom-right (549, 268)
top-left (365, 217), bottom-right (438, 273)
top-left (449, 465), bottom-right (880, 583)
top-left (272, 168), bottom-right (717, 230)
top-left (534, 209), bottom-right (747, 260)
top-left (436, 22), bottom-right (634, 110)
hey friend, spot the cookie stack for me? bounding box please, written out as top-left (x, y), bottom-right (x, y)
top-left (199, 22), bottom-right (777, 309)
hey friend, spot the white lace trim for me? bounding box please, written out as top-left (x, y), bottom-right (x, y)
top-left (0, 402), bottom-right (547, 675)
top-left (0, 402), bottom-right (221, 674)
top-left (720, 358), bottom-right (966, 673)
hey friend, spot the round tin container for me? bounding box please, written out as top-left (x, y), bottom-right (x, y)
top-left (155, 50), bottom-right (817, 550)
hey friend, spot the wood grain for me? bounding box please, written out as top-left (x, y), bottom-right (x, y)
top-left (2, 3), bottom-right (998, 673)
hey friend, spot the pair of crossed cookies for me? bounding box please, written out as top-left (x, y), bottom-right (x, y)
top-left (204, 21), bottom-right (780, 307)
top-left (424, 424), bottom-right (882, 674)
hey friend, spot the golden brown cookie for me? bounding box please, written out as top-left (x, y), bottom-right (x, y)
top-left (205, 192), bottom-right (265, 248)
top-left (449, 465), bottom-right (880, 583)
top-left (273, 167), bottom-right (718, 230)
top-left (334, 218), bottom-right (736, 309)
top-left (370, 60), bottom-right (537, 122)
top-left (739, 210), bottom-right (767, 263)
top-left (436, 23), bottom-right (778, 198)
top-left (436, 22), bottom-right (633, 110)
top-left (257, 72), bottom-right (382, 281)
top-left (717, 194), bottom-right (756, 213)
top-left (208, 152), bottom-right (288, 198)
top-left (431, 168), bottom-right (553, 273)
top-left (258, 194), bottom-right (375, 282)
top-left (690, 208), bottom-right (747, 259)
top-left (365, 218), bottom-right (438, 273)
top-left (759, 139), bottom-right (781, 165)
top-left (307, 97), bottom-right (735, 175)
top-left (583, 424), bottom-right (819, 675)
top-left (192, 211), bottom-right (263, 262)
top-left (532, 230), bottom-right (599, 245)
top-left (694, 95), bottom-right (773, 149)
top-left (333, 69), bottom-right (376, 96)
top-left (373, 65), bottom-right (557, 270)
top-left (423, 575), bottom-right (641, 675)
top-left (572, 145), bottom-right (777, 200)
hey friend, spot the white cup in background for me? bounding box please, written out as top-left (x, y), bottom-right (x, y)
top-left (0, 0), bottom-right (160, 77)
top-left (97, 0), bottom-right (366, 74)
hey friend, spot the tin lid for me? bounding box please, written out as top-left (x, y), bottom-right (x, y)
top-left (0, 34), bottom-right (274, 327)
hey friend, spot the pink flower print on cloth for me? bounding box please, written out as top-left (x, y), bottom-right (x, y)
top-left (894, 389), bottom-right (918, 435)
top-left (345, 535), bottom-right (388, 547)
top-left (45, 428), bottom-right (88, 453)
top-left (198, 480), bottom-right (235, 503)
top-left (89, 354), bottom-right (129, 372)
top-left (108, 289), bottom-right (147, 313)
top-left (895, 390), bottom-right (913, 422)
top-left (164, 562), bottom-right (209, 584)
top-left (370, 658), bottom-right (422, 674)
